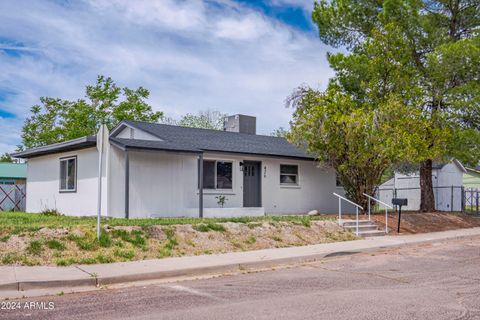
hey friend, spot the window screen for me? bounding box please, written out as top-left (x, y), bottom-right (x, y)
top-left (60, 157), bottom-right (77, 192)
top-left (280, 164), bottom-right (298, 185)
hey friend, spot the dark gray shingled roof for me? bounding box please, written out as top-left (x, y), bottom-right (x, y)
top-left (12, 136), bottom-right (97, 159)
top-left (110, 137), bottom-right (202, 154)
top-left (13, 121), bottom-right (314, 160)
top-left (122, 121), bottom-right (313, 160)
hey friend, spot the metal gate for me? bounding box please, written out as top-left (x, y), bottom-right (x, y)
top-left (0, 184), bottom-right (26, 211)
top-left (464, 188), bottom-right (479, 215)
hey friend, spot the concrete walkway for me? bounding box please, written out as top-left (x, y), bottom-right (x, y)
top-left (2, 227), bottom-right (480, 297)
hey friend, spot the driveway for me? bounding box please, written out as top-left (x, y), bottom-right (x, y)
top-left (2, 236), bottom-right (480, 320)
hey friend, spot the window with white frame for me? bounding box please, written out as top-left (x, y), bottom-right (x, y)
top-left (280, 164), bottom-right (298, 185)
top-left (59, 156), bottom-right (77, 192)
top-left (199, 160), bottom-right (233, 189)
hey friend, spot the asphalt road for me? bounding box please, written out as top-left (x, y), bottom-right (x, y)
top-left (2, 236), bottom-right (480, 320)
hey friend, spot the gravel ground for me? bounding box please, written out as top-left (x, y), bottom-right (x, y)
top-left (1, 236), bottom-right (480, 320)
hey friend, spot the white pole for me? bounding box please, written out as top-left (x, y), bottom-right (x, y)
top-left (385, 208), bottom-right (388, 234)
top-left (96, 125), bottom-right (106, 240)
top-left (338, 198), bottom-right (342, 224)
top-left (355, 206), bottom-right (359, 236)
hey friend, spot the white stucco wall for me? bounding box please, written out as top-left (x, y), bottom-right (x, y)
top-left (116, 126), bottom-right (160, 141)
top-left (124, 151), bottom-right (340, 217)
top-left (26, 147), bottom-right (107, 216)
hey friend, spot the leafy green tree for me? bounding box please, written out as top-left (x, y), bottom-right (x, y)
top-left (289, 86), bottom-right (425, 210)
top-left (176, 109), bottom-right (226, 130)
top-left (0, 153), bottom-right (13, 163)
top-left (270, 127), bottom-right (289, 138)
top-left (308, 0), bottom-right (480, 211)
top-left (21, 76), bottom-right (163, 149)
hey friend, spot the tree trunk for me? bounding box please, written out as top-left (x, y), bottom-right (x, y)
top-left (419, 159), bottom-right (435, 212)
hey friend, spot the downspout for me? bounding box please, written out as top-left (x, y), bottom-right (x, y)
top-left (125, 149), bottom-right (130, 219)
top-left (198, 153), bottom-right (204, 218)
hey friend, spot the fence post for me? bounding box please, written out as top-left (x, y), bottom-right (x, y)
top-left (461, 186), bottom-right (465, 213)
top-left (477, 188), bottom-right (479, 216)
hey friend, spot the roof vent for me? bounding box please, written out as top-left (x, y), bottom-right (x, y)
top-left (223, 114), bottom-right (256, 135)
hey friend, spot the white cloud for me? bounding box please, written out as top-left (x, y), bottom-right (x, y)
top-left (0, 0), bottom-right (332, 154)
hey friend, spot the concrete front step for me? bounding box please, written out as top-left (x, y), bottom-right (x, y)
top-left (344, 224), bottom-right (379, 232)
top-left (355, 230), bottom-right (387, 237)
top-left (338, 219), bottom-right (372, 227)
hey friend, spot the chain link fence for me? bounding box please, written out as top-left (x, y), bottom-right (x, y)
top-left (376, 186), bottom-right (478, 215)
top-left (0, 184), bottom-right (26, 211)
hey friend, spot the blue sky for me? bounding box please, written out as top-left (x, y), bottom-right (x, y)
top-left (0, 0), bottom-right (333, 154)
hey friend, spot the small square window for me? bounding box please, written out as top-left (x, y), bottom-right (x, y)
top-left (59, 156), bottom-right (77, 192)
top-left (280, 165), bottom-right (298, 185)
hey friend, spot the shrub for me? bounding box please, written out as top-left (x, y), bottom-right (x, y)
top-left (207, 222), bottom-right (225, 232)
top-left (193, 224), bottom-right (210, 232)
top-left (41, 209), bottom-right (62, 216)
top-left (114, 249), bottom-right (135, 260)
top-left (95, 254), bottom-right (114, 264)
top-left (271, 235), bottom-right (282, 242)
top-left (193, 223), bottom-right (225, 232)
top-left (99, 232), bottom-right (112, 248)
top-left (46, 239), bottom-right (65, 251)
top-left (27, 240), bottom-right (43, 255)
top-left (244, 236), bottom-right (256, 244)
top-left (56, 258), bottom-right (77, 266)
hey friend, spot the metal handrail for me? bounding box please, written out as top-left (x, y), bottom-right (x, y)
top-left (363, 193), bottom-right (392, 234)
top-left (333, 193), bottom-right (363, 236)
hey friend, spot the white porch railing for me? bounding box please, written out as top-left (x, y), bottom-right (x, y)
top-left (363, 193), bottom-right (392, 234)
top-left (333, 193), bottom-right (363, 236)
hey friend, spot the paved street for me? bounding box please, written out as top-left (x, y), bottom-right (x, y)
top-left (2, 236), bottom-right (480, 320)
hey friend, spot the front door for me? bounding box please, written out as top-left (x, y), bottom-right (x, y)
top-left (243, 161), bottom-right (261, 207)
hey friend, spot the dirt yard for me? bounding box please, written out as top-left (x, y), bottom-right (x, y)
top-left (338, 212), bottom-right (480, 235)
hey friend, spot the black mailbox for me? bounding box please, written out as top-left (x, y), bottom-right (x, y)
top-left (392, 198), bottom-right (408, 206)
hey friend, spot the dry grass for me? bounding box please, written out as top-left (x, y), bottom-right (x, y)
top-left (0, 212), bottom-right (356, 266)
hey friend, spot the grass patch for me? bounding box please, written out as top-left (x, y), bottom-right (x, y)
top-left (98, 232), bottom-right (112, 248)
top-left (114, 249), bottom-right (135, 260)
top-left (271, 235), bottom-right (282, 242)
top-left (0, 211), bottom-right (332, 233)
top-left (244, 236), bottom-right (256, 244)
top-left (193, 222), bottom-right (225, 232)
top-left (27, 240), bottom-right (43, 255)
top-left (0, 235), bottom-right (10, 242)
top-left (2, 253), bottom-right (34, 265)
top-left (45, 239), bottom-right (65, 251)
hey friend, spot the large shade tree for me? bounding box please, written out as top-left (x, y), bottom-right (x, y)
top-left (302, 0), bottom-right (480, 211)
top-left (21, 76), bottom-right (163, 149)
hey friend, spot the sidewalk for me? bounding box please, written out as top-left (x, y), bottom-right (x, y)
top-left (2, 227), bottom-right (480, 298)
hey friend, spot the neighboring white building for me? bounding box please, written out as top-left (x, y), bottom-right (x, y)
top-left (14, 115), bottom-right (345, 218)
top-left (377, 160), bottom-right (466, 211)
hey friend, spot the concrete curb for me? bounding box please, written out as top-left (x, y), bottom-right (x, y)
top-left (2, 227), bottom-right (480, 294)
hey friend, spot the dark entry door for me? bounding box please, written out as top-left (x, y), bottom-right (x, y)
top-left (243, 161), bottom-right (261, 207)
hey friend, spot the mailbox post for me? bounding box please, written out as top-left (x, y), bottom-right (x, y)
top-left (392, 198), bottom-right (408, 233)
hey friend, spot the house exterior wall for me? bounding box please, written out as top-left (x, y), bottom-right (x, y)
top-left (116, 126), bottom-right (160, 141)
top-left (24, 142), bottom-right (342, 217)
top-left (127, 151), bottom-right (199, 218)
top-left (124, 151), bottom-right (341, 218)
top-left (25, 147), bottom-right (106, 216)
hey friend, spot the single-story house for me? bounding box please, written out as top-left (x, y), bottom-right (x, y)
top-left (13, 115), bottom-right (344, 218)
top-left (464, 167), bottom-right (480, 189)
top-left (377, 160), bottom-right (466, 211)
top-left (0, 163), bottom-right (27, 185)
